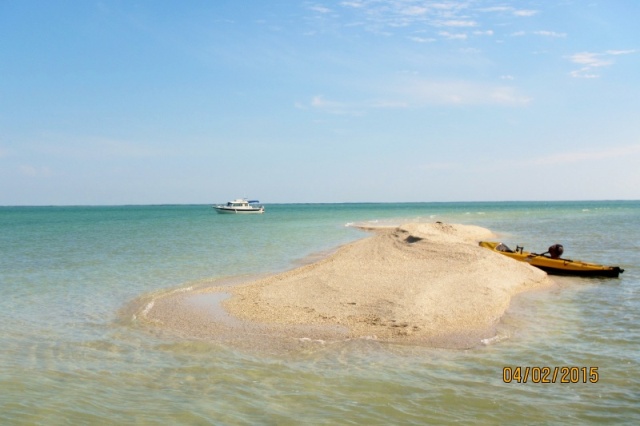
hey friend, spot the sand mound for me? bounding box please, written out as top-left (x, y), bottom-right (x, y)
top-left (135, 223), bottom-right (551, 349)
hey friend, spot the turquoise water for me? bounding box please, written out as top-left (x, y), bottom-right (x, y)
top-left (1, 201), bottom-right (639, 424)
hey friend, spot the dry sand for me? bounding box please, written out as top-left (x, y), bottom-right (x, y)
top-left (126, 222), bottom-right (552, 350)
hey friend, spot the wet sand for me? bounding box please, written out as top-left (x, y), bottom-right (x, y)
top-left (128, 222), bottom-right (551, 350)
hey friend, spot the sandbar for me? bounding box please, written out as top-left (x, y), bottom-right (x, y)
top-left (127, 222), bottom-right (551, 350)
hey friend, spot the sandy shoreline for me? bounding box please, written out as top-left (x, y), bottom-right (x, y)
top-left (127, 222), bottom-right (552, 350)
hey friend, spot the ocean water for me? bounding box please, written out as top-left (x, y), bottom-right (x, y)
top-left (1, 201), bottom-right (638, 425)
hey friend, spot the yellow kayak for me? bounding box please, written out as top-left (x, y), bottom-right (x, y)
top-left (479, 241), bottom-right (624, 278)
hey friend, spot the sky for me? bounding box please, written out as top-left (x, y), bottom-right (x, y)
top-left (1, 0), bottom-right (639, 205)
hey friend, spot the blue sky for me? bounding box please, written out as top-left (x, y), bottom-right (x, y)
top-left (1, 1), bottom-right (638, 205)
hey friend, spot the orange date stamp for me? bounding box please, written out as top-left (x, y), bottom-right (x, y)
top-left (503, 366), bottom-right (599, 383)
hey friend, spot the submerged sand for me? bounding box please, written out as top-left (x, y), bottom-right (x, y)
top-left (128, 222), bottom-right (551, 350)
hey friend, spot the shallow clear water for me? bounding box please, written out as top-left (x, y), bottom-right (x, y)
top-left (1, 201), bottom-right (639, 424)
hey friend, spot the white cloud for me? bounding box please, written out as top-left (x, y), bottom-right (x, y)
top-left (440, 20), bottom-right (477, 27)
top-left (309, 5), bottom-right (332, 14)
top-left (24, 134), bottom-right (169, 161)
top-left (308, 95), bottom-right (409, 115)
top-left (480, 6), bottom-right (511, 13)
top-left (309, 95), bottom-right (365, 115)
top-left (401, 79), bottom-right (532, 106)
top-left (340, 1), bottom-right (364, 8)
top-left (327, 1), bottom-right (477, 33)
top-left (408, 36), bottom-right (436, 43)
top-left (607, 49), bottom-right (637, 56)
top-left (569, 50), bottom-right (636, 78)
top-left (489, 86), bottom-right (532, 105)
top-left (402, 6), bottom-right (428, 16)
top-left (570, 52), bottom-right (612, 67)
top-left (306, 77), bottom-right (532, 115)
top-left (508, 30), bottom-right (566, 38)
top-left (369, 100), bottom-right (409, 108)
top-left (20, 165), bottom-right (52, 178)
top-left (530, 144), bottom-right (640, 165)
top-left (313, 1), bottom-right (541, 41)
top-left (311, 95), bottom-right (336, 108)
top-left (480, 6), bottom-right (538, 17)
top-left (533, 30), bottom-right (567, 38)
top-left (439, 31), bottom-right (467, 40)
top-left (513, 9), bottom-right (538, 17)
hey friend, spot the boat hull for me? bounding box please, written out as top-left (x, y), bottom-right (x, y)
top-left (530, 264), bottom-right (622, 278)
top-left (213, 207), bottom-right (264, 214)
top-left (479, 241), bottom-right (623, 278)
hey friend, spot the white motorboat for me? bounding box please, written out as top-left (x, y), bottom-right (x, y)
top-left (213, 199), bottom-right (265, 214)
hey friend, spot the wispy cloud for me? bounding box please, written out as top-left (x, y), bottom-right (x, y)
top-left (307, 95), bottom-right (365, 115)
top-left (439, 31), bottom-right (467, 40)
top-left (439, 20), bottom-right (477, 28)
top-left (404, 79), bottom-right (532, 106)
top-left (533, 30), bottom-right (566, 38)
top-left (26, 134), bottom-right (169, 160)
top-left (305, 95), bottom-right (408, 115)
top-left (480, 6), bottom-right (511, 13)
top-left (569, 49), bottom-right (637, 78)
top-left (309, 1), bottom-right (543, 43)
top-left (480, 6), bottom-right (538, 17)
top-left (20, 165), bottom-right (52, 178)
top-left (309, 4), bottom-right (332, 14)
top-left (319, 1), bottom-right (478, 34)
top-left (340, 1), bottom-right (365, 8)
top-left (508, 30), bottom-right (566, 38)
top-left (408, 35), bottom-right (436, 43)
top-left (305, 77), bottom-right (532, 114)
top-left (513, 9), bottom-right (538, 17)
top-left (530, 144), bottom-right (640, 165)
top-left (401, 6), bottom-right (428, 16)
top-left (311, 95), bottom-right (342, 108)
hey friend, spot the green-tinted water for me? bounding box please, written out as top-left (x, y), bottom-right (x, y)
top-left (1, 202), bottom-right (638, 424)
